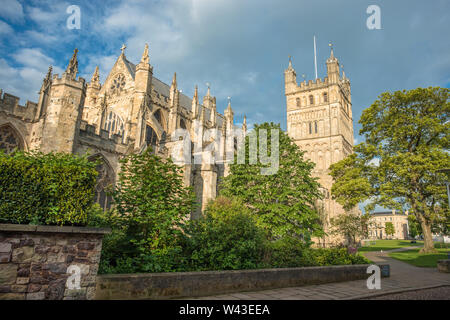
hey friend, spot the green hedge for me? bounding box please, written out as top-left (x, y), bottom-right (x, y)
top-left (0, 151), bottom-right (98, 226)
top-left (181, 197), bottom-right (267, 271)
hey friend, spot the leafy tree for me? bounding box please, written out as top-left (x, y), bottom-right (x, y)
top-left (385, 222), bottom-right (395, 238)
top-left (408, 214), bottom-right (422, 239)
top-left (329, 212), bottom-right (371, 246)
top-left (330, 87), bottom-right (449, 253)
top-left (181, 196), bottom-right (267, 271)
top-left (100, 148), bottom-right (195, 273)
top-left (220, 122), bottom-right (324, 240)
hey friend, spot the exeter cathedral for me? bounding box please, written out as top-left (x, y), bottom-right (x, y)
top-left (285, 46), bottom-right (357, 244)
top-left (0, 43), bottom-right (355, 244)
top-left (0, 44), bottom-right (243, 218)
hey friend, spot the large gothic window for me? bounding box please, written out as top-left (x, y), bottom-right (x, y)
top-left (145, 125), bottom-right (158, 146)
top-left (89, 155), bottom-right (114, 211)
top-left (0, 125), bottom-right (23, 154)
top-left (103, 111), bottom-right (124, 136)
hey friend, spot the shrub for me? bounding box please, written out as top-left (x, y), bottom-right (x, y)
top-left (98, 148), bottom-right (195, 274)
top-left (0, 151), bottom-right (97, 226)
top-left (262, 236), bottom-right (315, 268)
top-left (263, 237), bottom-right (370, 268)
top-left (311, 248), bottom-right (370, 266)
top-left (181, 196), bottom-right (267, 271)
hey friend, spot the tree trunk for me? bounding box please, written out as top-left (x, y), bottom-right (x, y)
top-left (419, 218), bottom-right (437, 254)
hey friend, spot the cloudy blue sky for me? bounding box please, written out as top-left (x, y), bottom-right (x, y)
top-left (0, 0), bottom-right (449, 143)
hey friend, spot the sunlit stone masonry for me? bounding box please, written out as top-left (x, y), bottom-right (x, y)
top-left (0, 44), bottom-right (244, 218)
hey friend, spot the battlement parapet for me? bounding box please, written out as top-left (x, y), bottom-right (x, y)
top-left (52, 73), bottom-right (86, 90)
top-left (0, 90), bottom-right (38, 121)
top-left (296, 76), bottom-right (330, 91)
top-left (78, 121), bottom-right (130, 153)
top-left (294, 76), bottom-right (349, 93)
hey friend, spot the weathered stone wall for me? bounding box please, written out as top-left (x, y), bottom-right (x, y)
top-left (95, 264), bottom-right (390, 300)
top-left (0, 224), bottom-right (109, 300)
top-left (437, 260), bottom-right (450, 273)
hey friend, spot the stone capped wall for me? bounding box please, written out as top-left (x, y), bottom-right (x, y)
top-left (0, 224), bottom-right (109, 300)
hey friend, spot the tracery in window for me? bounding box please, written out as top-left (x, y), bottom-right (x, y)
top-left (145, 125), bottom-right (158, 146)
top-left (103, 111), bottom-right (124, 136)
top-left (0, 125), bottom-right (23, 154)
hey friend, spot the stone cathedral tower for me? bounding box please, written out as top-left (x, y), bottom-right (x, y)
top-left (285, 46), bottom-right (355, 245)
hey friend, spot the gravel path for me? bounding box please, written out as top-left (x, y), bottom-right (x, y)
top-left (366, 286), bottom-right (450, 300)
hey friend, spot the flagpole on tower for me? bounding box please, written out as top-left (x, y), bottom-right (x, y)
top-left (314, 35), bottom-right (318, 80)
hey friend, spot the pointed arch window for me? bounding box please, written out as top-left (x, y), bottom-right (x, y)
top-left (309, 122), bottom-right (312, 134)
top-left (180, 119), bottom-right (187, 130)
top-left (323, 92), bottom-right (328, 103)
top-left (0, 125), bottom-right (23, 154)
top-left (314, 121), bottom-right (318, 134)
top-left (89, 155), bottom-right (114, 211)
top-left (296, 98), bottom-right (301, 107)
top-left (103, 111), bottom-right (124, 136)
top-left (145, 125), bottom-right (158, 146)
top-left (309, 95), bottom-right (314, 105)
top-left (154, 109), bottom-right (164, 129)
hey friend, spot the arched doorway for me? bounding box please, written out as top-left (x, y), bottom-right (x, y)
top-left (0, 124), bottom-right (24, 154)
top-left (89, 154), bottom-right (114, 211)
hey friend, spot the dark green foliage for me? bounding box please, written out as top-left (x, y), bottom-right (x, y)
top-left (220, 122), bottom-right (324, 240)
top-left (262, 236), bottom-right (369, 268)
top-left (0, 151), bottom-right (97, 226)
top-left (98, 148), bottom-right (195, 274)
top-left (181, 197), bottom-right (267, 271)
top-left (310, 248), bottom-right (370, 266)
top-left (262, 236), bottom-right (315, 268)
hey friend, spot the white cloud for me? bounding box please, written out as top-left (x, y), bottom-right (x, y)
top-left (12, 48), bottom-right (54, 72)
top-left (27, 5), bottom-right (64, 26)
top-left (81, 54), bottom-right (117, 83)
top-left (0, 58), bottom-right (42, 103)
top-left (0, 20), bottom-right (14, 35)
top-left (21, 30), bottom-right (58, 44)
top-left (0, 48), bottom-right (63, 104)
top-left (0, 0), bottom-right (24, 22)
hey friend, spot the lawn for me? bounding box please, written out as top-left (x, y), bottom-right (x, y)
top-left (388, 248), bottom-right (449, 268)
top-left (358, 239), bottom-right (423, 252)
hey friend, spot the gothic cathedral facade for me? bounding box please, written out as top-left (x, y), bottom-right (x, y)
top-left (0, 45), bottom-right (242, 218)
top-left (285, 48), bottom-right (356, 245)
